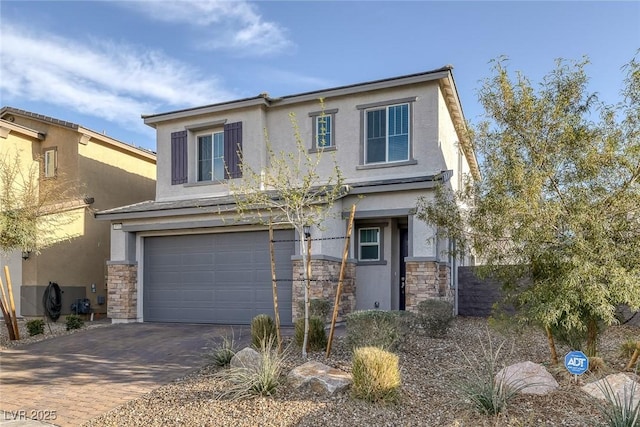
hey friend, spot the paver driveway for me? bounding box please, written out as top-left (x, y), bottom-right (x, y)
top-left (0, 323), bottom-right (248, 427)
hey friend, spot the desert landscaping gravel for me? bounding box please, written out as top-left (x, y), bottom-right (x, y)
top-left (2, 317), bottom-right (638, 426)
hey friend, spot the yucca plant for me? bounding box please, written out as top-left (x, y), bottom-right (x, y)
top-left (213, 335), bottom-right (287, 400)
top-left (594, 375), bottom-right (639, 427)
top-left (456, 334), bottom-right (528, 415)
top-left (210, 333), bottom-right (238, 367)
top-left (351, 346), bottom-right (401, 403)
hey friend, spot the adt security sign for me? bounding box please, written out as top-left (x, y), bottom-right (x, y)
top-left (564, 351), bottom-right (589, 375)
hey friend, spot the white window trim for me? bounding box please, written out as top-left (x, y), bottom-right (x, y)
top-left (358, 227), bottom-right (380, 261)
top-left (43, 148), bottom-right (57, 178)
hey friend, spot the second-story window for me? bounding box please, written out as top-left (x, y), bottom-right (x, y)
top-left (315, 115), bottom-right (333, 148)
top-left (308, 109), bottom-right (337, 152)
top-left (365, 103), bottom-right (409, 164)
top-left (43, 148), bottom-right (57, 178)
top-left (197, 131), bottom-right (224, 181)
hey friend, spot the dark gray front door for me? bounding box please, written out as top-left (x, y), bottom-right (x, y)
top-left (399, 228), bottom-right (408, 311)
top-left (143, 230), bottom-right (294, 325)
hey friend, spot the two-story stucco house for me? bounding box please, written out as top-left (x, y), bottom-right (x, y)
top-left (0, 107), bottom-right (156, 318)
top-left (97, 66), bottom-right (480, 325)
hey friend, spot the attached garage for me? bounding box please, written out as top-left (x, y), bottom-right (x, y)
top-left (143, 229), bottom-right (295, 324)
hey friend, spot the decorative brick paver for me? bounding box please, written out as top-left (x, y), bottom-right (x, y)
top-left (0, 323), bottom-right (249, 426)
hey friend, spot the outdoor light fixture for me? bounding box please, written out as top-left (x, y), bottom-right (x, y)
top-left (303, 225), bottom-right (311, 238)
top-left (21, 251), bottom-right (31, 260)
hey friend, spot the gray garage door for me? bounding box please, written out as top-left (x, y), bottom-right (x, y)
top-left (143, 230), bottom-right (294, 324)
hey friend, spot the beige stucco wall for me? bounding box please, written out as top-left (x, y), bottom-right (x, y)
top-left (3, 115), bottom-right (156, 316)
top-left (1, 121), bottom-right (43, 316)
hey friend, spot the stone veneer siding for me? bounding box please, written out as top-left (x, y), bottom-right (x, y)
top-left (107, 262), bottom-right (137, 321)
top-left (292, 258), bottom-right (356, 323)
top-left (405, 261), bottom-right (453, 312)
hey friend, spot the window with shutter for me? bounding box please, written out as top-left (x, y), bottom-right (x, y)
top-left (171, 131), bottom-right (188, 185)
top-left (224, 122), bottom-right (242, 179)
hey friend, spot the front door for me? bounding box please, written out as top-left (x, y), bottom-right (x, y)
top-left (399, 228), bottom-right (408, 310)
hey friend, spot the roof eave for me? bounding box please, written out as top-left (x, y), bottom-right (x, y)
top-left (438, 74), bottom-right (481, 181)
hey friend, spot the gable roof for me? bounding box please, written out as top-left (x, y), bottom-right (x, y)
top-left (0, 106), bottom-right (156, 162)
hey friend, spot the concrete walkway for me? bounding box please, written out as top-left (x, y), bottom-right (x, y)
top-left (0, 323), bottom-right (249, 427)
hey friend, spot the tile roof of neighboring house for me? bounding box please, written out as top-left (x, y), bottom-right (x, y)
top-left (0, 106), bottom-right (156, 159)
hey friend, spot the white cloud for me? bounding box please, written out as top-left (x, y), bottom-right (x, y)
top-left (121, 0), bottom-right (293, 56)
top-left (0, 24), bottom-right (236, 131)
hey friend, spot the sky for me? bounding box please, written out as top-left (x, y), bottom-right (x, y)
top-left (1, 1), bottom-right (639, 152)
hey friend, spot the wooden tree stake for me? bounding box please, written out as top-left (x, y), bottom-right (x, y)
top-left (0, 274), bottom-right (16, 340)
top-left (326, 204), bottom-right (356, 358)
top-left (626, 342), bottom-right (639, 371)
top-left (269, 220), bottom-right (282, 353)
top-left (545, 326), bottom-right (558, 365)
top-left (4, 266), bottom-right (20, 340)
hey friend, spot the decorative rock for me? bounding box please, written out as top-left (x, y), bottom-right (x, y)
top-left (496, 361), bottom-right (559, 395)
top-left (230, 347), bottom-right (262, 371)
top-left (288, 361), bottom-right (352, 394)
top-left (581, 373), bottom-right (640, 410)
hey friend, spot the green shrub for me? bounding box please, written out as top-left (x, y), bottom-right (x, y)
top-left (250, 314), bottom-right (277, 349)
top-left (417, 299), bottom-right (454, 337)
top-left (294, 316), bottom-right (327, 352)
top-left (346, 310), bottom-right (402, 351)
top-left (393, 310), bottom-right (418, 339)
top-left (210, 333), bottom-right (238, 367)
top-left (213, 335), bottom-right (286, 400)
top-left (26, 319), bottom-right (45, 336)
top-left (456, 333), bottom-right (526, 415)
top-left (65, 314), bottom-right (84, 331)
top-left (297, 298), bottom-right (332, 322)
top-left (351, 346), bottom-right (401, 403)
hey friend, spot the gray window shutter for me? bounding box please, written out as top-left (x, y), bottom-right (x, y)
top-left (171, 131), bottom-right (188, 185)
top-left (223, 122), bottom-right (242, 179)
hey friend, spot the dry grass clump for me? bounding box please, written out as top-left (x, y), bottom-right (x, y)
top-left (351, 346), bottom-right (401, 403)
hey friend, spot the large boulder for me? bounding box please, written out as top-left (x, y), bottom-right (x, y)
top-left (230, 347), bottom-right (262, 371)
top-left (496, 361), bottom-right (559, 395)
top-left (288, 361), bottom-right (352, 394)
top-left (581, 373), bottom-right (640, 410)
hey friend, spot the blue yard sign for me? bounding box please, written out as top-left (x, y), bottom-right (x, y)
top-left (564, 350), bottom-right (589, 375)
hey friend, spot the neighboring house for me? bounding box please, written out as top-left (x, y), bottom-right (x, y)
top-left (96, 66), bottom-right (480, 325)
top-left (0, 107), bottom-right (156, 318)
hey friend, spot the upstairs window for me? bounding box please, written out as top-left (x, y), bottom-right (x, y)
top-left (365, 103), bottom-right (409, 164)
top-left (315, 115), bottom-right (333, 148)
top-left (197, 131), bottom-right (224, 182)
top-left (170, 122), bottom-right (242, 186)
top-left (308, 109), bottom-right (337, 152)
top-left (43, 148), bottom-right (57, 178)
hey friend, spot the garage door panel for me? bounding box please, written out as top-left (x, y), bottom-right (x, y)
top-left (181, 271), bottom-right (214, 283)
top-left (143, 230), bottom-right (294, 324)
